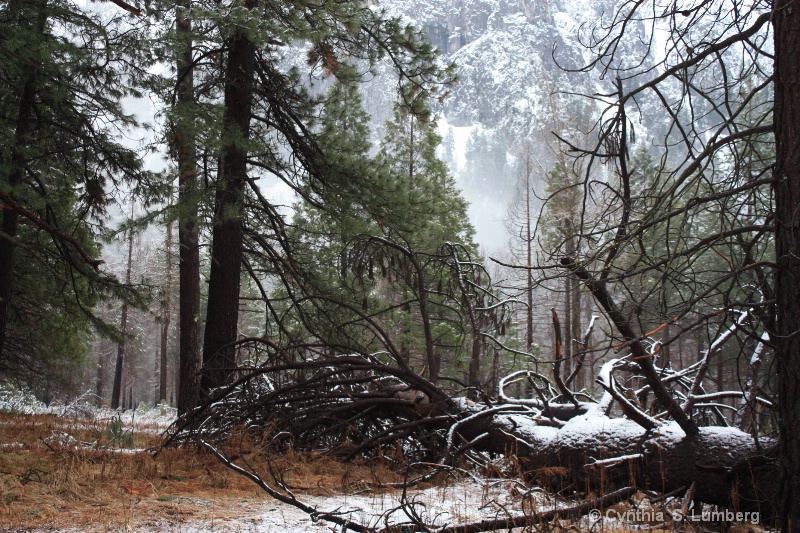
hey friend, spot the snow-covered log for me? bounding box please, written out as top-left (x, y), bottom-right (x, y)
top-left (170, 355), bottom-right (781, 527)
top-left (460, 409), bottom-right (779, 516)
top-left (166, 262), bottom-right (781, 530)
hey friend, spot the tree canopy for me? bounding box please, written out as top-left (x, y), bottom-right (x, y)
top-left (0, 0), bottom-right (152, 392)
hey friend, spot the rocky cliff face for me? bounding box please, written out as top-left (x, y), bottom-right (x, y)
top-left (385, 0), bottom-right (601, 131)
top-left (370, 0), bottom-right (645, 249)
top-left (260, 0), bottom-right (658, 249)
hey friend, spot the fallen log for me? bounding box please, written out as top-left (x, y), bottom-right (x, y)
top-left (467, 410), bottom-right (781, 518)
top-left (169, 340), bottom-right (781, 529)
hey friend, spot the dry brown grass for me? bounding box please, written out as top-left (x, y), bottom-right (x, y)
top-left (0, 413), bottom-right (773, 532)
top-left (0, 412), bottom-right (406, 531)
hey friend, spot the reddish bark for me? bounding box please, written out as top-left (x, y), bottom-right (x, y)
top-left (773, 1), bottom-right (800, 529)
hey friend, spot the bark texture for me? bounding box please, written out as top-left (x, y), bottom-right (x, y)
top-left (111, 228), bottom-right (134, 410)
top-left (773, 1), bottom-right (800, 529)
top-left (470, 413), bottom-right (780, 517)
top-left (201, 0), bottom-right (257, 393)
top-left (159, 220), bottom-right (173, 403)
top-left (175, 0), bottom-right (202, 415)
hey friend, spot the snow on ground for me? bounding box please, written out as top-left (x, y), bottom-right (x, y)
top-left (181, 482), bottom-right (525, 533)
top-left (36, 479), bottom-right (558, 533)
top-left (0, 387), bottom-right (560, 533)
top-left (0, 385), bottom-right (178, 432)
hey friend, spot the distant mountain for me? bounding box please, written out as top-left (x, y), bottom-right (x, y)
top-left (364, 0), bottom-right (630, 251)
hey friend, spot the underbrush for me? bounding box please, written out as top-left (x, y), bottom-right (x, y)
top-left (0, 399), bottom-right (772, 532)
top-left (0, 412), bottom-right (413, 531)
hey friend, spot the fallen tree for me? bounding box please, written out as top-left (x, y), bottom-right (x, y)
top-left (166, 294), bottom-right (780, 531)
top-left (162, 225), bottom-right (780, 531)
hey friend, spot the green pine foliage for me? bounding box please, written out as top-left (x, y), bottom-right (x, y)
top-left (0, 0), bottom-right (152, 391)
top-left (377, 105), bottom-right (474, 248)
top-left (284, 78), bottom-right (482, 386)
top-left (0, 0), bottom-right (478, 400)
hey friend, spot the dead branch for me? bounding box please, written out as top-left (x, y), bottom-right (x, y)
top-left (565, 314), bottom-right (597, 388)
top-left (107, 0), bottom-right (142, 16)
top-left (735, 330), bottom-right (770, 431)
top-left (400, 486), bottom-right (638, 533)
top-left (551, 308), bottom-right (578, 406)
top-left (595, 359), bottom-right (660, 431)
top-left (560, 256), bottom-right (700, 436)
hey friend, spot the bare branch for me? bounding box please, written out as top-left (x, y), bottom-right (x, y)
top-left (561, 257), bottom-right (699, 436)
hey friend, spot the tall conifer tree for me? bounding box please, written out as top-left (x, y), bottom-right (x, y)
top-left (0, 0), bottom-right (151, 387)
top-left (185, 0), bottom-right (455, 396)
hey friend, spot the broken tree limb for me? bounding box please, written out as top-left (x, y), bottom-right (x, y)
top-left (175, 363), bottom-right (782, 531)
top-left (735, 330), bottom-right (770, 431)
top-left (560, 257), bottom-right (700, 436)
top-left (595, 358), bottom-right (660, 431)
top-left (406, 486), bottom-right (638, 533)
top-left (551, 308), bottom-right (578, 406)
top-left (683, 308), bottom-right (750, 414)
top-left (565, 314), bottom-right (597, 389)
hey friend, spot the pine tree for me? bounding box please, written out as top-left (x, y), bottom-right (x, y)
top-left (286, 82), bottom-right (482, 387)
top-left (200, 0), bottom-right (259, 394)
top-left (378, 105), bottom-right (474, 249)
top-left (0, 0), bottom-right (152, 387)
top-left (172, 0), bottom-right (203, 414)
top-left (504, 145), bottom-right (538, 357)
top-left (180, 0), bottom-right (456, 396)
top-left (376, 105), bottom-right (476, 385)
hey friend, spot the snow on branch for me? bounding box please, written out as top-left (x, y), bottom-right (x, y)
top-left (682, 308), bottom-right (751, 414)
top-left (595, 358), bottom-right (661, 430)
top-left (735, 330), bottom-right (771, 430)
top-left (588, 453), bottom-right (644, 468)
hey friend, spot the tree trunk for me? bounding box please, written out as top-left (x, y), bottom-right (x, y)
top-left (563, 224), bottom-right (576, 384)
top-left (175, 0), bottom-right (202, 415)
top-left (417, 268), bottom-right (438, 384)
top-left (570, 261), bottom-right (582, 389)
top-left (96, 339), bottom-right (106, 406)
top-left (773, 2), bottom-right (800, 529)
top-left (461, 412), bottom-right (781, 519)
top-left (201, 0), bottom-right (257, 393)
top-left (450, 248), bottom-right (481, 399)
top-left (96, 356), bottom-right (104, 403)
top-left (111, 229), bottom-right (134, 410)
top-left (159, 220), bottom-right (173, 403)
top-left (524, 155), bottom-right (534, 357)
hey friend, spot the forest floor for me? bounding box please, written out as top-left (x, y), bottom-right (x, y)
top-left (0, 407), bottom-right (770, 532)
top-left (0, 409), bottom-right (529, 532)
